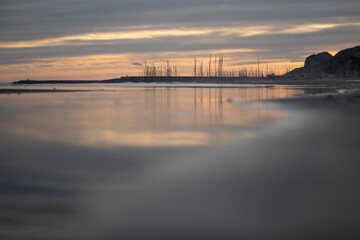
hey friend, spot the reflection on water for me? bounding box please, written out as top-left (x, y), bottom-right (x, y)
top-left (0, 86), bottom-right (302, 148)
top-left (4, 85), bottom-right (359, 239)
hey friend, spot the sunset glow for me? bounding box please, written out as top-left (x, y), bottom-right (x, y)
top-left (0, 1), bottom-right (359, 82)
top-left (0, 87), bottom-right (300, 147)
top-left (1, 22), bottom-right (359, 49)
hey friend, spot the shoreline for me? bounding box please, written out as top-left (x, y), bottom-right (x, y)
top-left (3, 79), bottom-right (360, 96)
top-left (0, 89), bottom-right (96, 94)
top-left (3, 81), bottom-right (360, 105)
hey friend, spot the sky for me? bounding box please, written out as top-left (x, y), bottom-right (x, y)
top-left (0, 0), bottom-right (359, 82)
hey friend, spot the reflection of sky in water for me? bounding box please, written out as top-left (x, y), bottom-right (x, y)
top-left (0, 86), bottom-right (302, 148)
top-left (1, 85), bottom-right (360, 239)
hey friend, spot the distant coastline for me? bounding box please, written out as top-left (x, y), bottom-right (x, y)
top-left (11, 76), bottom-right (359, 86)
top-left (12, 76), bottom-right (269, 85)
top-left (11, 45), bottom-right (359, 85)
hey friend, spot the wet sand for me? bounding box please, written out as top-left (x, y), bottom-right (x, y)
top-left (98, 87), bottom-right (360, 240)
top-left (1, 82), bottom-right (360, 239)
top-left (78, 86), bottom-right (360, 240)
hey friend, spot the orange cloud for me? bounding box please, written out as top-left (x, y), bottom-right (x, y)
top-left (1, 22), bottom-right (359, 49)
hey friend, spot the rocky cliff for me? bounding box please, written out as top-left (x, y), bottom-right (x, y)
top-left (286, 45), bottom-right (360, 78)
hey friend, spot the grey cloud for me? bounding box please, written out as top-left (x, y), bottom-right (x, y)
top-left (0, 0), bottom-right (359, 70)
top-left (0, 0), bottom-right (359, 41)
top-left (0, 24), bottom-right (359, 66)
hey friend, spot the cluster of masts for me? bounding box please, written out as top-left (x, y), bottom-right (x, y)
top-left (193, 54), bottom-right (224, 77)
top-left (143, 60), bottom-right (178, 77)
top-left (141, 55), bottom-right (294, 77)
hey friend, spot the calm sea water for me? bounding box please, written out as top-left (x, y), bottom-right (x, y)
top-left (1, 83), bottom-right (359, 239)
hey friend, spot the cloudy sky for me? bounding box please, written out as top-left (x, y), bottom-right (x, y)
top-left (0, 0), bottom-right (359, 82)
